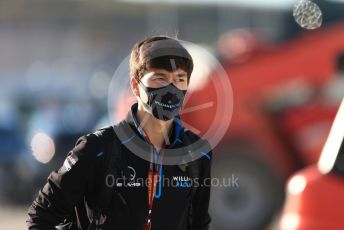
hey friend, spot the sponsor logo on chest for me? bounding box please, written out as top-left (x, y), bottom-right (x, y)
top-left (173, 176), bottom-right (192, 188)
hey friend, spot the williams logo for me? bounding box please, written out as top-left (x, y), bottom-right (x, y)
top-left (173, 176), bottom-right (192, 188)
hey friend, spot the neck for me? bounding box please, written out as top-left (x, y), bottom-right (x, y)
top-left (136, 102), bottom-right (173, 149)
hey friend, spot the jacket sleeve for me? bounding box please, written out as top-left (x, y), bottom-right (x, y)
top-left (26, 135), bottom-right (101, 229)
top-left (190, 149), bottom-right (213, 230)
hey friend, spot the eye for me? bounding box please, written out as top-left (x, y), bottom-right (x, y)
top-left (152, 74), bottom-right (165, 80)
top-left (176, 77), bottom-right (187, 82)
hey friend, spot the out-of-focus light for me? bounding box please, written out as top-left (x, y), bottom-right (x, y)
top-left (280, 213), bottom-right (300, 230)
top-left (287, 175), bottom-right (307, 195)
top-left (293, 0), bottom-right (322, 30)
top-left (318, 98), bottom-right (344, 174)
top-left (217, 29), bottom-right (264, 63)
top-left (30, 132), bottom-right (55, 164)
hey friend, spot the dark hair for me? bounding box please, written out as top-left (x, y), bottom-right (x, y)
top-left (130, 36), bottom-right (193, 80)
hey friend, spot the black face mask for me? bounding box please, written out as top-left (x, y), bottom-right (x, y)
top-left (136, 78), bottom-right (187, 121)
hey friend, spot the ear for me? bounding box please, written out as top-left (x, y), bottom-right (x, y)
top-left (130, 76), bottom-right (140, 96)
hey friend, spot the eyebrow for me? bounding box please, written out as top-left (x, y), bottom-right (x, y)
top-left (176, 73), bottom-right (187, 77)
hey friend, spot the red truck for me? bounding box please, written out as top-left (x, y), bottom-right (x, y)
top-left (181, 23), bottom-right (344, 229)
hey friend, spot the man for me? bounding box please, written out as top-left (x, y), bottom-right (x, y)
top-left (27, 36), bottom-right (213, 230)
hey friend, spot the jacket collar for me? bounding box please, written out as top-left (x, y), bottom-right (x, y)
top-left (117, 102), bottom-right (207, 166)
top-left (124, 102), bottom-right (184, 148)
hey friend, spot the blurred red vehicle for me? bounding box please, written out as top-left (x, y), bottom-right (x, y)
top-left (279, 98), bottom-right (344, 230)
top-left (181, 23), bottom-right (344, 230)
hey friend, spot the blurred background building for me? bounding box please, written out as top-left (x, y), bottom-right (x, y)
top-left (1, 0), bottom-right (344, 229)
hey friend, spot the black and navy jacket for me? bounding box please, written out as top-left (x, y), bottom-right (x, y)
top-left (27, 103), bottom-right (213, 230)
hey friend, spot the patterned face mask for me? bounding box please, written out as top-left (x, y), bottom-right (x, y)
top-left (136, 78), bottom-right (186, 121)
